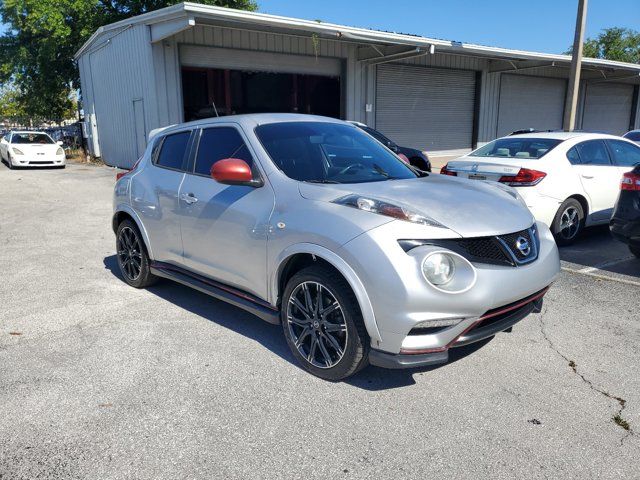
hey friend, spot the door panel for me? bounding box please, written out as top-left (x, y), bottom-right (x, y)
top-left (132, 131), bottom-right (191, 264)
top-left (569, 140), bottom-right (619, 222)
top-left (178, 126), bottom-right (274, 299)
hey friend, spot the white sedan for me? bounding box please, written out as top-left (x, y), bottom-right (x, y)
top-left (441, 132), bottom-right (640, 245)
top-left (0, 131), bottom-right (66, 169)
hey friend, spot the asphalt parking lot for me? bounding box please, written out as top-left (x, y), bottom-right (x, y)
top-left (1, 162), bottom-right (639, 479)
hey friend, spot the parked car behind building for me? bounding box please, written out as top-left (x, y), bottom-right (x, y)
top-left (441, 132), bottom-right (640, 245)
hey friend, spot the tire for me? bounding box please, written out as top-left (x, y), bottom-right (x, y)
top-left (6, 155), bottom-right (13, 169)
top-left (281, 265), bottom-right (369, 381)
top-left (551, 198), bottom-right (585, 246)
top-left (116, 219), bottom-right (158, 288)
top-left (630, 245), bottom-right (640, 259)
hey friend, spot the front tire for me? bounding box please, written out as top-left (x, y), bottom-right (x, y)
top-left (116, 219), bottom-right (158, 288)
top-left (551, 198), bottom-right (585, 246)
top-left (281, 265), bottom-right (369, 381)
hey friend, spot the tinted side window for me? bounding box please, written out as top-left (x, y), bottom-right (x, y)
top-left (566, 147), bottom-right (581, 165)
top-left (156, 131), bottom-right (191, 170)
top-left (194, 127), bottom-right (253, 176)
top-left (607, 140), bottom-right (640, 167)
top-left (574, 140), bottom-right (611, 166)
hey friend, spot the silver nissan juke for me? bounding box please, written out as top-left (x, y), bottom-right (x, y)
top-left (112, 114), bottom-right (560, 381)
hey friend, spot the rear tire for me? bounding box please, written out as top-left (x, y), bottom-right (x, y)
top-left (630, 245), bottom-right (640, 259)
top-left (116, 219), bottom-right (158, 288)
top-left (551, 198), bottom-right (585, 246)
top-left (281, 265), bottom-right (369, 381)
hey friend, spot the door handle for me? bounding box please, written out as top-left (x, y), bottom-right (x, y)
top-left (180, 193), bottom-right (198, 204)
top-left (581, 174), bottom-right (594, 179)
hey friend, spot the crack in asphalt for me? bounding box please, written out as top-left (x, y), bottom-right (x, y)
top-left (538, 301), bottom-right (634, 446)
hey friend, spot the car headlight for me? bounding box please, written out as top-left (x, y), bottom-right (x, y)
top-left (421, 251), bottom-right (477, 293)
top-left (333, 194), bottom-right (446, 228)
top-left (12, 148), bottom-right (24, 155)
top-left (422, 253), bottom-right (455, 285)
top-left (56, 147), bottom-right (64, 156)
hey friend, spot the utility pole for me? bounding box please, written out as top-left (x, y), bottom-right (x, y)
top-left (563, 0), bottom-right (588, 131)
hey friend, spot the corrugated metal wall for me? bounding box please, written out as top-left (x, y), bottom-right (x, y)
top-left (79, 25), bottom-right (157, 167)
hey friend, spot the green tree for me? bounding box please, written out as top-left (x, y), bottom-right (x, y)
top-left (0, 0), bottom-right (258, 123)
top-left (571, 27), bottom-right (640, 64)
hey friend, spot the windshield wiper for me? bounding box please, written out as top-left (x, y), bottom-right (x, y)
top-left (372, 164), bottom-right (390, 178)
top-left (305, 179), bottom-right (341, 184)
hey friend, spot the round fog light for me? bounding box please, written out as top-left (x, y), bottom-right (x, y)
top-left (422, 253), bottom-right (455, 285)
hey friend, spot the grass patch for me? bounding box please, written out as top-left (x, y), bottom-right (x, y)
top-left (613, 414), bottom-right (630, 431)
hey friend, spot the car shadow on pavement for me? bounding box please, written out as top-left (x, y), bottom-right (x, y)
top-left (559, 225), bottom-right (639, 278)
top-left (104, 255), bottom-right (495, 391)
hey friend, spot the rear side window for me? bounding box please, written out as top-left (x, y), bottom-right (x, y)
top-left (155, 131), bottom-right (191, 170)
top-left (194, 127), bottom-right (253, 176)
top-left (623, 131), bottom-right (640, 142)
top-left (566, 147), bottom-right (581, 165)
top-left (606, 139), bottom-right (640, 167)
top-left (573, 140), bottom-right (611, 166)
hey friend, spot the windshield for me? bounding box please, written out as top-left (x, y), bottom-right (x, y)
top-left (470, 137), bottom-right (561, 159)
top-left (255, 122), bottom-right (418, 184)
top-left (11, 133), bottom-right (55, 145)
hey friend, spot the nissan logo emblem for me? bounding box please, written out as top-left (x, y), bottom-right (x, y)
top-left (516, 236), bottom-right (531, 256)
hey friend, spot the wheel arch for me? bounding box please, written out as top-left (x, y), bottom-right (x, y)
top-left (112, 206), bottom-right (155, 260)
top-left (567, 193), bottom-right (590, 219)
top-left (271, 244), bottom-right (382, 343)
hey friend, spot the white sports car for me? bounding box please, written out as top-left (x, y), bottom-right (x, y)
top-left (441, 132), bottom-right (640, 245)
top-left (0, 131), bottom-right (66, 169)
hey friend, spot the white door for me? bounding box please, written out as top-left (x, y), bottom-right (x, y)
top-left (375, 64), bottom-right (476, 155)
top-left (497, 75), bottom-right (566, 137)
top-left (581, 83), bottom-right (634, 135)
top-left (567, 139), bottom-right (620, 222)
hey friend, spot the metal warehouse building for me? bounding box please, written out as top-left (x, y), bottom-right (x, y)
top-left (76, 2), bottom-right (640, 168)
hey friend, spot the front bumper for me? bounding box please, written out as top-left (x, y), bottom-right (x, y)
top-left (12, 156), bottom-right (65, 167)
top-left (339, 220), bottom-right (560, 357)
top-left (369, 287), bottom-right (547, 369)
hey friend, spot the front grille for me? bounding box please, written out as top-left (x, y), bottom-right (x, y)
top-left (399, 225), bottom-right (539, 267)
top-left (28, 161), bottom-right (54, 165)
top-left (456, 238), bottom-right (506, 263)
top-left (497, 226), bottom-right (538, 264)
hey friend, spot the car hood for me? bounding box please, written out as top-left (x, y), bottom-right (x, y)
top-left (11, 143), bottom-right (59, 154)
top-left (298, 175), bottom-right (534, 237)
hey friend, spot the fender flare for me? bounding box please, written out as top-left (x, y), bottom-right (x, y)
top-left (270, 243), bottom-right (382, 343)
top-left (112, 204), bottom-right (155, 260)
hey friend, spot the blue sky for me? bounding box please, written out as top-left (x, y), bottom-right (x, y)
top-left (257, 0), bottom-right (640, 54)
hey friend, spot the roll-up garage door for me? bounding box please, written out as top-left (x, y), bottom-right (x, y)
top-left (497, 75), bottom-right (566, 138)
top-left (375, 64), bottom-right (476, 154)
top-left (581, 83), bottom-right (634, 135)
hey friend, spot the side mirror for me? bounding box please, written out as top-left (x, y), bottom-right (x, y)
top-left (211, 158), bottom-right (261, 186)
top-left (57, 140), bottom-right (63, 146)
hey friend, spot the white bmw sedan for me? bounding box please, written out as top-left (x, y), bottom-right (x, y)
top-left (0, 131), bottom-right (66, 169)
top-left (441, 132), bottom-right (640, 244)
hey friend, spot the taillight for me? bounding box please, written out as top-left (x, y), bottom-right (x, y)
top-left (498, 168), bottom-right (546, 187)
top-left (116, 157), bottom-right (142, 181)
top-left (440, 163), bottom-right (457, 176)
top-left (621, 172), bottom-right (640, 191)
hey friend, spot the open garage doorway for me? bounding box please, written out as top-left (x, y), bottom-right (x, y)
top-left (181, 67), bottom-right (341, 122)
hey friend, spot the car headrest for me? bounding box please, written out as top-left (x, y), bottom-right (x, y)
top-left (496, 148), bottom-right (510, 156)
top-left (515, 151), bottom-right (530, 158)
